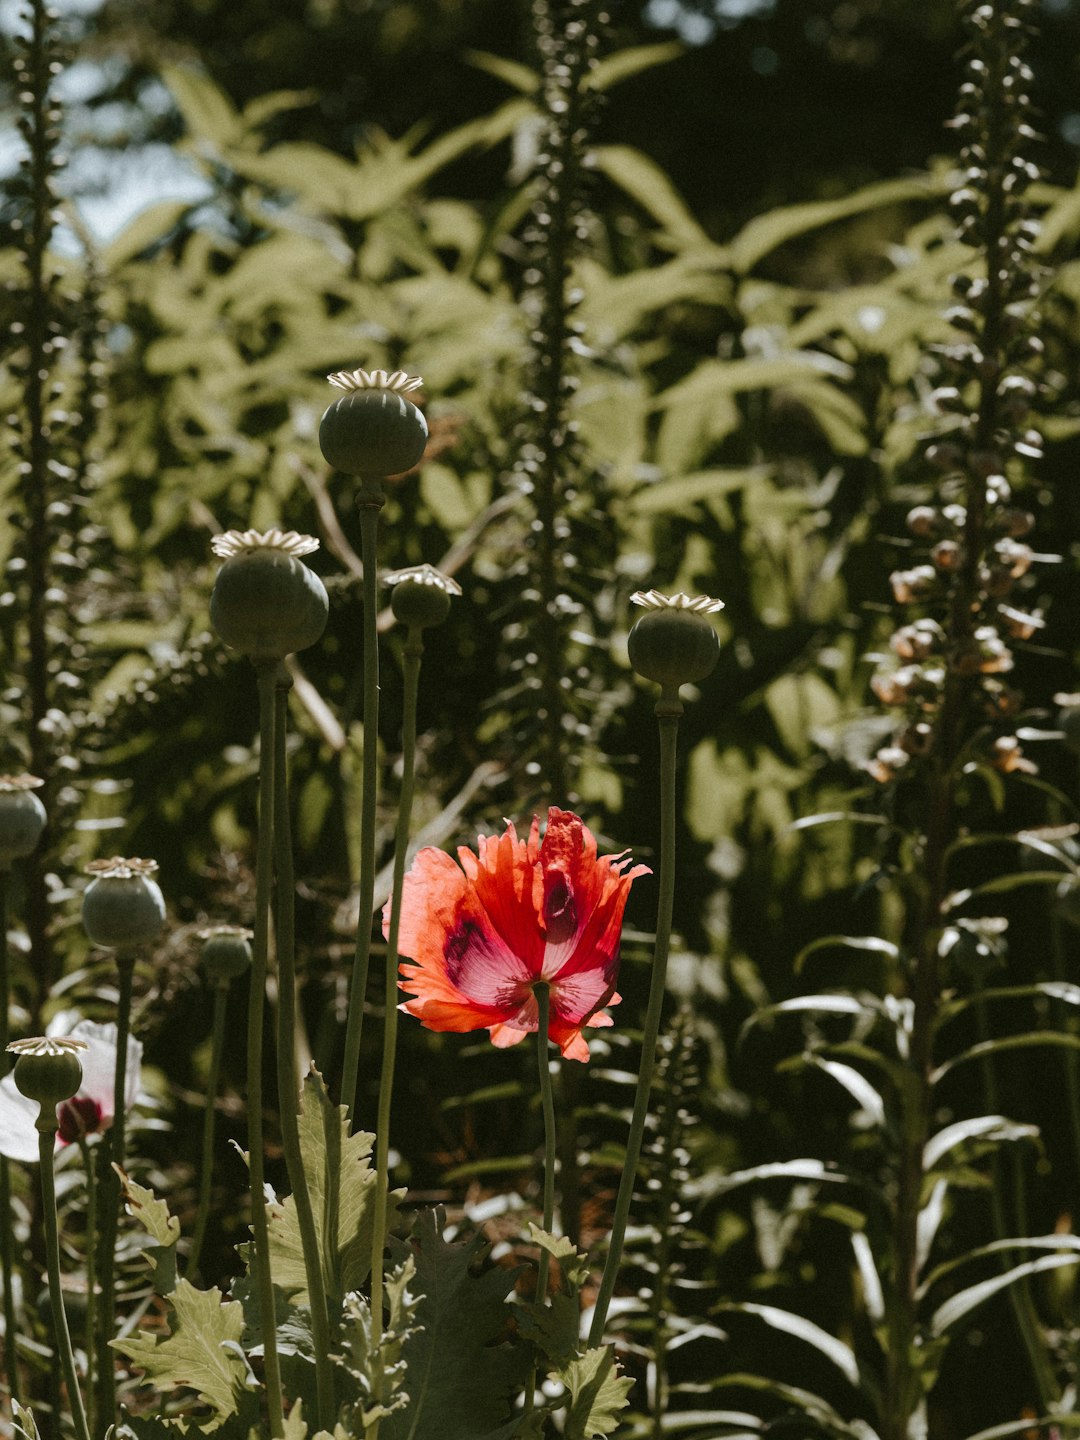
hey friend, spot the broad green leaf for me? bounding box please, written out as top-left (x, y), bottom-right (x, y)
top-left (587, 41), bottom-right (684, 91)
top-left (729, 173), bottom-right (946, 274)
top-left (338, 1256), bottom-right (420, 1430)
top-left (103, 201), bottom-right (195, 269)
top-left (164, 64), bottom-right (242, 149)
top-left (930, 1254), bottom-right (1080, 1336)
top-left (628, 467), bottom-right (767, 518)
top-left (655, 354), bottom-right (852, 414)
top-left (121, 1173), bottom-right (181, 1249)
top-left (113, 1280), bottom-right (257, 1430)
top-left (381, 1209), bottom-right (527, 1440)
top-left (592, 145), bottom-right (714, 250)
top-left (11, 1402), bottom-right (40, 1440)
top-left (241, 88), bottom-right (319, 131)
top-left (266, 1070), bottom-right (399, 1307)
top-left (923, 1115), bottom-right (1038, 1172)
top-left (558, 1346), bottom-right (632, 1439)
top-left (716, 1302), bottom-right (862, 1390)
top-left (516, 1227), bottom-right (590, 1369)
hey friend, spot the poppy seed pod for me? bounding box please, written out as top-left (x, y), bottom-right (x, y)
top-left (8, 1037), bottom-right (86, 1125)
top-left (320, 368), bottom-right (428, 478)
top-left (386, 563), bottom-right (462, 630)
top-left (210, 530), bottom-right (329, 661)
top-left (627, 590), bottom-right (723, 690)
top-left (82, 857), bottom-right (165, 950)
top-left (199, 925), bottom-right (253, 984)
top-left (0, 775), bottom-right (46, 865)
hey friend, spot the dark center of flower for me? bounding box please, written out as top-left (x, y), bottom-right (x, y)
top-left (57, 1095), bottom-right (104, 1145)
top-left (542, 872), bottom-right (577, 946)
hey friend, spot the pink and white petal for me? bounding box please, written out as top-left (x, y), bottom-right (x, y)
top-left (71, 1019), bottom-right (142, 1117)
top-left (487, 1021), bottom-right (530, 1049)
top-left (0, 1075), bottom-right (44, 1163)
top-left (557, 1029), bottom-right (591, 1062)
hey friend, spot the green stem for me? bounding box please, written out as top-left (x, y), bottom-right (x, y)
top-left (95, 950), bottom-right (134, 1430)
top-left (272, 668), bottom-right (336, 1430)
top-left (188, 983), bottom-right (229, 1279)
top-left (588, 694), bottom-right (680, 1347)
top-left (38, 1126), bottom-right (91, 1440)
top-left (0, 867), bottom-right (20, 1411)
top-left (251, 663), bottom-right (286, 1437)
top-left (341, 491), bottom-right (384, 1119)
top-left (78, 1137), bottom-right (96, 1440)
top-left (524, 982), bottom-right (558, 1418)
top-left (368, 628), bottom-right (422, 1439)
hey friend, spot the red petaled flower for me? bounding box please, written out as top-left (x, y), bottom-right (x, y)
top-left (387, 808), bottom-right (650, 1061)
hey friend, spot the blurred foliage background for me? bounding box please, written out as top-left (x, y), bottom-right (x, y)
top-left (4, 0), bottom-right (1080, 1435)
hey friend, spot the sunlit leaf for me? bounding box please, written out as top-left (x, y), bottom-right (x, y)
top-left (923, 1115), bottom-right (1039, 1172)
top-left (559, 1345), bottom-right (633, 1438)
top-left (930, 1254), bottom-right (1080, 1336)
top-left (587, 41), bottom-right (684, 91)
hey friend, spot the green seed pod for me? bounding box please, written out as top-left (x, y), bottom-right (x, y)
top-left (199, 925), bottom-right (253, 984)
top-left (8, 1037), bottom-right (86, 1126)
top-left (82, 858), bottom-right (165, 950)
top-left (319, 368), bottom-right (428, 477)
top-left (210, 530), bottom-right (329, 661)
top-left (0, 775), bottom-right (46, 865)
top-left (387, 563), bottom-right (462, 629)
top-left (627, 590), bottom-right (723, 690)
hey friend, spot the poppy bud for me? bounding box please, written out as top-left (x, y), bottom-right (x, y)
top-left (627, 590), bottom-right (723, 691)
top-left (0, 774), bottom-right (46, 866)
top-left (82, 857), bottom-right (165, 950)
top-left (386, 563), bottom-right (462, 629)
top-left (210, 530), bottom-right (328, 661)
top-left (320, 369), bottom-right (428, 477)
top-left (8, 1037), bottom-right (86, 1126)
top-left (199, 925), bottom-right (253, 984)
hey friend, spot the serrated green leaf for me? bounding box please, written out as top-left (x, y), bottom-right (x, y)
top-left (11, 1401), bottom-right (40, 1440)
top-left (122, 1173), bottom-right (181, 1249)
top-left (266, 1069), bottom-right (399, 1307)
top-left (558, 1346), bottom-right (632, 1438)
top-left (337, 1256), bottom-right (420, 1430)
top-left (113, 1280), bottom-right (257, 1430)
top-left (381, 1209), bottom-right (528, 1440)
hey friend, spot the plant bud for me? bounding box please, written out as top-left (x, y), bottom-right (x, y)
top-left (386, 563), bottom-right (462, 629)
top-left (0, 774), bottom-right (46, 865)
top-left (210, 530), bottom-right (328, 661)
top-left (8, 1037), bottom-right (86, 1126)
top-left (199, 926), bottom-right (253, 984)
top-left (82, 857), bottom-right (165, 950)
top-left (320, 368), bottom-right (428, 477)
top-left (627, 590), bottom-right (723, 690)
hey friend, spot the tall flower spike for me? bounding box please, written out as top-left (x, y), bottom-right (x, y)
top-left (388, 808), bottom-right (649, 1061)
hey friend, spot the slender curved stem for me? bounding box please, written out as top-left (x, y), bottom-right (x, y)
top-left (588, 695), bottom-right (680, 1347)
top-left (252, 662), bottom-right (285, 1437)
top-left (523, 982), bottom-right (558, 1417)
top-left (273, 668), bottom-right (336, 1429)
top-left (38, 1126), bottom-right (91, 1440)
top-left (188, 982), bottom-right (229, 1279)
top-left (77, 1137), bottom-right (97, 1440)
top-left (0, 867), bottom-right (20, 1410)
top-left (368, 627), bottom-right (422, 1438)
top-left (95, 950), bottom-right (135, 1429)
top-left (341, 491), bottom-right (384, 1119)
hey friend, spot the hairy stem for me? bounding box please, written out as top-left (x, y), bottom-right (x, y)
top-left (77, 1136), bottom-right (96, 1440)
top-left (588, 695), bottom-right (679, 1346)
top-left (272, 667), bottom-right (336, 1429)
top-left (39, 1126), bottom-right (91, 1440)
top-left (368, 626), bottom-right (422, 1440)
top-left (341, 490), bottom-right (384, 1118)
top-left (251, 663), bottom-right (285, 1437)
top-left (188, 982), bottom-right (229, 1279)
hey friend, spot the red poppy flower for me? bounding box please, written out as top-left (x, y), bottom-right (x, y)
top-left (387, 807), bottom-right (650, 1061)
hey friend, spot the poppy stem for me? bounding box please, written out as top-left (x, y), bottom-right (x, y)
top-left (341, 494), bottom-right (384, 1119)
top-left (95, 948), bottom-right (135, 1429)
top-left (523, 982), bottom-right (558, 1418)
top-left (272, 666), bottom-right (337, 1430)
top-left (0, 866), bottom-right (21, 1410)
top-left (187, 980), bottom-right (229, 1280)
top-left (588, 695), bottom-right (680, 1348)
top-left (252, 662), bottom-right (286, 1437)
top-left (77, 1136), bottom-right (97, 1440)
top-left (38, 1125), bottom-right (91, 1440)
top-left (368, 627), bottom-right (422, 1434)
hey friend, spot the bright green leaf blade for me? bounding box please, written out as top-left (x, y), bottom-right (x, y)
top-left (113, 1279), bottom-right (257, 1430)
top-left (462, 49), bottom-right (539, 94)
top-left (587, 41), bottom-right (684, 91)
top-left (559, 1346), bottom-right (633, 1439)
top-left (163, 64), bottom-right (242, 149)
top-left (592, 145), bottom-right (714, 249)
